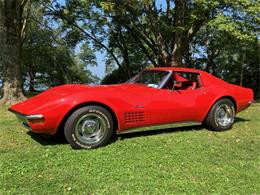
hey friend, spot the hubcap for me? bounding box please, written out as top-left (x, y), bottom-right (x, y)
top-left (75, 113), bottom-right (106, 145)
top-left (215, 104), bottom-right (234, 127)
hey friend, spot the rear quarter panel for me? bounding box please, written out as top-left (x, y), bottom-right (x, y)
top-left (199, 72), bottom-right (254, 120)
top-left (227, 84), bottom-right (254, 112)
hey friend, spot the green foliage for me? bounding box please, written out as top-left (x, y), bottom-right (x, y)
top-left (1, 0), bottom-right (259, 96)
top-left (190, 24), bottom-right (260, 97)
top-left (98, 0), bottom-right (259, 66)
top-left (78, 42), bottom-right (97, 67)
top-left (21, 2), bottom-right (98, 91)
top-left (101, 68), bottom-right (130, 84)
top-left (0, 104), bottom-right (260, 193)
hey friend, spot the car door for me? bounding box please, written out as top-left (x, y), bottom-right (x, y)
top-left (148, 72), bottom-right (208, 125)
top-left (115, 84), bottom-right (158, 130)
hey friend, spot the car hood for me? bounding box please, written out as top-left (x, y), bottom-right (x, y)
top-left (9, 83), bottom-right (155, 115)
top-left (46, 83), bottom-right (153, 96)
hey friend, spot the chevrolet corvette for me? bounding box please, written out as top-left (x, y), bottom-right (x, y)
top-left (9, 67), bottom-right (254, 149)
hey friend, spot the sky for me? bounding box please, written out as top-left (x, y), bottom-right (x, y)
top-left (90, 51), bottom-right (106, 79)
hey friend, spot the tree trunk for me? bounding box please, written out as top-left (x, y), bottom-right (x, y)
top-left (169, 0), bottom-right (188, 67)
top-left (0, 0), bottom-right (26, 105)
top-left (28, 70), bottom-right (36, 92)
top-left (170, 38), bottom-right (186, 67)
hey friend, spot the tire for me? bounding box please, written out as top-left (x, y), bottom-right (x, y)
top-left (64, 106), bottom-right (114, 149)
top-left (204, 98), bottom-right (235, 131)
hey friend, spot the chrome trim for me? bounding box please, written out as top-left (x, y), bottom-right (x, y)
top-left (15, 115), bottom-right (31, 130)
top-left (74, 113), bottom-right (106, 145)
top-left (8, 109), bottom-right (44, 120)
top-left (26, 114), bottom-right (44, 120)
top-left (117, 121), bottom-right (201, 135)
top-left (22, 122), bottom-right (32, 130)
top-left (214, 104), bottom-right (234, 127)
top-left (8, 109), bottom-right (44, 130)
top-left (158, 71), bottom-right (173, 89)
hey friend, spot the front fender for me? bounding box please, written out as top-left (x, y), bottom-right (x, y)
top-left (43, 93), bottom-right (122, 134)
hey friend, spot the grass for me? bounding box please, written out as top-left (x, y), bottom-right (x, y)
top-left (0, 104), bottom-right (260, 194)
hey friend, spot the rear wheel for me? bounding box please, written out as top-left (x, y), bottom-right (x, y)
top-left (64, 106), bottom-right (113, 149)
top-left (205, 99), bottom-right (235, 131)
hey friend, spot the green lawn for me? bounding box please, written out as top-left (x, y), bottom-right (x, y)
top-left (0, 104), bottom-right (260, 194)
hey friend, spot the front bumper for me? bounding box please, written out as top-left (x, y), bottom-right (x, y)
top-left (8, 109), bottom-right (44, 131)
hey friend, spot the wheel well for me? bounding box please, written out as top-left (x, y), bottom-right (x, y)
top-left (56, 102), bottom-right (119, 136)
top-left (203, 96), bottom-right (237, 124)
top-left (216, 96), bottom-right (237, 112)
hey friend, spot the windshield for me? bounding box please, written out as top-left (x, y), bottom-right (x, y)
top-left (128, 70), bottom-right (170, 89)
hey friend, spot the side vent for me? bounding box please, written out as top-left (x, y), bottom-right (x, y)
top-left (124, 111), bottom-right (147, 124)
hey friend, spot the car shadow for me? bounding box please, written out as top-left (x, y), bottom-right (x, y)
top-left (26, 117), bottom-right (249, 146)
top-left (234, 117), bottom-right (250, 123)
top-left (116, 125), bottom-right (202, 140)
top-left (117, 117), bottom-right (250, 140)
top-left (27, 131), bottom-right (68, 146)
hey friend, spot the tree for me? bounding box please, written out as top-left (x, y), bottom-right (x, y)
top-left (101, 0), bottom-right (259, 67)
top-left (22, 4), bottom-right (99, 90)
top-left (1, 0), bottom-right (259, 100)
top-left (46, 0), bottom-right (258, 69)
top-left (191, 25), bottom-right (260, 98)
top-left (0, 0), bottom-right (31, 104)
top-left (0, 1), bottom-right (98, 95)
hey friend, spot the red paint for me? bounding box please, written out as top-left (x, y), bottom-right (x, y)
top-left (9, 67), bottom-right (254, 135)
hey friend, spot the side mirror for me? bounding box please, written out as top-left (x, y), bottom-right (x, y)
top-left (173, 81), bottom-right (182, 88)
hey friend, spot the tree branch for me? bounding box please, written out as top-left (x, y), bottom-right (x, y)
top-left (73, 22), bottom-right (122, 69)
top-left (131, 31), bottom-right (158, 66)
top-left (21, 0), bottom-right (31, 42)
top-left (42, 3), bottom-right (123, 69)
top-left (166, 0), bottom-right (170, 16)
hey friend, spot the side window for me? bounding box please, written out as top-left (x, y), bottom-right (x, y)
top-left (163, 72), bottom-right (201, 90)
top-left (174, 72), bottom-right (200, 90)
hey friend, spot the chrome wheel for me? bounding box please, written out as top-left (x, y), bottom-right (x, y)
top-left (75, 113), bottom-right (107, 145)
top-left (215, 104), bottom-right (234, 127)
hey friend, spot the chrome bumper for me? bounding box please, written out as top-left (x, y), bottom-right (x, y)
top-left (8, 109), bottom-right (44, 131)
top-left (16, 114), bottom-right (32, 130)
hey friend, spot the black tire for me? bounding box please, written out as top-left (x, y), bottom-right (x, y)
top-left (204, 98), bottom-right (235, 131)
top-left (64, 106), bottom-right (114, 149)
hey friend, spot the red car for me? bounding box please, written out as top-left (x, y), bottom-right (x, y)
top-left (9, 67), bottom-right (254, 149)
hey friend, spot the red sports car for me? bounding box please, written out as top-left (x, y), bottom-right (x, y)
top-left (9, 67), bottom-right (254, 149)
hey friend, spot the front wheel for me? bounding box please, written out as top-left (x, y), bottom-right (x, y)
top-left (64, 106), bottom-right (114, 149)
top-left (205, 99), bottom-right (235, 131)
